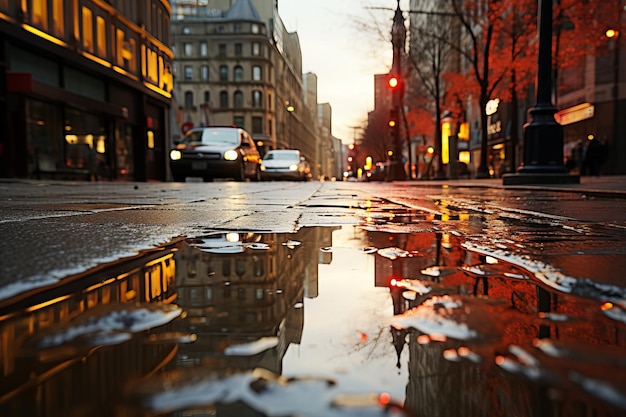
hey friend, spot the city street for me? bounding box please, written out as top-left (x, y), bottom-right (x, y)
top-left (1, 178), bottom-right (626, 416)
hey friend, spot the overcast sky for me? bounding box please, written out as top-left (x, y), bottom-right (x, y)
top-left (277, 1), bottom-right (410, 142)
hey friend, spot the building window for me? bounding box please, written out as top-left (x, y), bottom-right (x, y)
top-left (252, 42), bottom-right (260, 56)
top-left (235, 43), bottom-right (242, 56)
top-left (219, 65), bottom-right (228, 81)
top-left (252, 90), bottom-right (262, 108)
top-left (96, 16), bottom-right (106, 57)
top-left (32, 0), bottom-right (48, 30)
top-left (184, 65), bottom-right (192, 80)
top-left (252, 66), bottom-right (262, 81)
top-left (201, 65), bottom-right (209, 81)
top-left (184, 91), bottom-right (194, 108)
top-left (234, 91), bottom-right (243, 108)
top-left (252, 117), bottom-right (263, 134)
top-left (251, 24), bottom-right (259, 34)
top-left (200, 42), bottom-right (208, 56)
top-left (233, 116), bottom-right (244, 128)
top-left (218, 44), bottom-right (226, 56)
top-left (82, 6), bottom-right (94, 52)
top-left (183, 27), bottom-right (190, 34)
top-left (183, 42), bottom-right (192, 56)
top-left (52, 1), bottom-right (64, 37)
top-left (234, 23), bottom-right (242, 33)
top-left (234, 66), bottom-right (243, 82)
top-left (204, 91), bottom-right (210, 104)
top-left (220, 91), bottom-right (228, 108)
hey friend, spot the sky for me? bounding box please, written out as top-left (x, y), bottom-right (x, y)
top-left (277, 1), bottom-right (410, 142)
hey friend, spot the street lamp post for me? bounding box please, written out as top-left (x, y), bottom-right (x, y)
top-left (503, 0), bottom-right (579, 185)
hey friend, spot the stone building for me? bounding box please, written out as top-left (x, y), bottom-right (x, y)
top-left (170, 0), bottom-right (321, 176)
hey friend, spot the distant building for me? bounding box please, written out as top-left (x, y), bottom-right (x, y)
top-left (170, 0), bottom-right (321, 176)
top-left (0, 0), bottom-right (173, 181)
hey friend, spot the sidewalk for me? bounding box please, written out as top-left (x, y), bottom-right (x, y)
top-left (400, 175), bottom-right (626, 199)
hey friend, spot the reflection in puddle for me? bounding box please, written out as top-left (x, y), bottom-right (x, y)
top-left (0, 225), bottom-right (625, 416)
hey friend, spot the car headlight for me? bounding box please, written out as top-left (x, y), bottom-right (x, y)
top-left (260, 164), bottom-right (266, 171)
top-left (224, 150), bottom-right (239, 161)
top-left (289, 164), bottom-right (298, 171)
top-left (170, 150), bottom-right (182, 161)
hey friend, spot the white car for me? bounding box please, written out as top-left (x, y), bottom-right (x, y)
top-left (259, 149), bottom-right (312, 181)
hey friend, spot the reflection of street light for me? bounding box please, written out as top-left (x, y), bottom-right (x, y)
top-left (285, 101), bottom-right (295, 148)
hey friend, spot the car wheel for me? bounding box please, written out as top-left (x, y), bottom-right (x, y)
top-left (236, 163), bottom-right (246, 182)
top-left (253, 166), bottom-right (261, 182)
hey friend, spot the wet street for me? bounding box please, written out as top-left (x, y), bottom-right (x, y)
top-left (1, 179), bottom-right (626, 417)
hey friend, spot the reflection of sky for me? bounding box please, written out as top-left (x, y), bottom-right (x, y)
top-left (282, 226), bottom-right (410, 402)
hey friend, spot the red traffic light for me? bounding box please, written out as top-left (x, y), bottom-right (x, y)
top-left (388, 75), bottom-right (399, 89)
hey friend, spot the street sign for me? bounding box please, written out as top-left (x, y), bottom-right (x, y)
top-left (181, 122), bottom-right (193, 135)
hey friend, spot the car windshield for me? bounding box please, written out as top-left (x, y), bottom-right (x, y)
top-left (182, 129), bottom-right (239, 145)
top-left (264, 151), bottom-right (299, 161)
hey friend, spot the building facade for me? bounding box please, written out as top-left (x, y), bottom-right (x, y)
top-left (0, 0), bottom-right (173, 181)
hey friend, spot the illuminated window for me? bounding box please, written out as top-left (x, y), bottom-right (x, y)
top-left (251, 24), bottom-right (259, 34)
top-left (116, 28), bottom-right (125, 66)
top-left (52, 1), bottom-right (64, 37)
top-left (147, 131), bottom-right (155, 149)
top-left (32, 0), bottom-right (48, 30)
top-left (82, 6), bottom-right (94, 53)
top-left (96, 17), bottom-right (106, 57)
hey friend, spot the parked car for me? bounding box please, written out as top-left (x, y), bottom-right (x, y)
top-left (169, 126), bottom-right (261, 182)
top-left (259, 149), bottom-right (312, 181)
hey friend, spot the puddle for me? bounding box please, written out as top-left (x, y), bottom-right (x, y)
top-left (0, 225), bottom-right (625, 417)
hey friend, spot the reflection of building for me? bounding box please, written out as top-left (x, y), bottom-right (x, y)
top-left (0, 1), bottom-right (173, 181)
top-left (172, 228), bottom-right (326, 374)
top-left (0, 244), bottom-right (180, 413)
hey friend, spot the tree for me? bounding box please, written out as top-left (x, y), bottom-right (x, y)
top-left (447, 0), bottom-right (538, 178)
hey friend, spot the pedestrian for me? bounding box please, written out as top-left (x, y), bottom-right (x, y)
top-left (584, 137), bottom-right (605, 176)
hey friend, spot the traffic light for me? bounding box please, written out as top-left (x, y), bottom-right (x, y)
top-left (388, 75), bottom-right (399, 90)
top-left (389, 109), bottom-right (399, 128)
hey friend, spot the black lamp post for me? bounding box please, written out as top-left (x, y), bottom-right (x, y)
top-left (503, 0), bottom-right (579, 185)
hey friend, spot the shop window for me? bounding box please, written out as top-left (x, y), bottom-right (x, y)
top-left (64, 67), bottom-right (105, 101)
top-left (220, 91), bottom-right (228, 108)
top-left (63, 108), bottom-right (106, 174)
top-left (234, 91), bottom-right (243, 108)
top-left (234, 66), bottom-right (243, 82)
top-left (219, 65), bottom-right (228, 81)
top-left (252, 66), bottom-right (262, 81)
